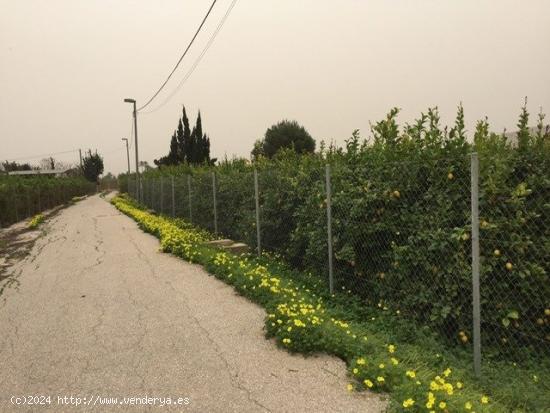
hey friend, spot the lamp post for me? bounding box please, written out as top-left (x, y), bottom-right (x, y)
top-left (121, 138), bottom-right (130, 175)
top-left (124, 98), bottom-right (140, 201)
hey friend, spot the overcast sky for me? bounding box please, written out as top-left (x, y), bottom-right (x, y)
top-left (1, 0), bottom-right (549, 174)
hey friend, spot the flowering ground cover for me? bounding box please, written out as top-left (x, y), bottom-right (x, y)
top-left (112, 194), bottom-right (549, 412)
top-left (27, 213), bottom-right (45, 229)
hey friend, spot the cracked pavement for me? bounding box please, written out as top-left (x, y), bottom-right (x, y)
top-left (0, 195), bottom-right (386, 412)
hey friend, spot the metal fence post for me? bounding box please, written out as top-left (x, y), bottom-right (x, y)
top-left (325, 164), bottom-right (334, 295)
top-left (254, 169), bottom-right (261, 256)
top-left (142, 177), bottom-right (149, 205)
top-left (160, 176), bottom-right (164, 214)
top-left (171, 176), bottom-right (175, 217)
top-left (212, 172), bottom-right (218, 234)
top-left (187, 175), bottom-right (193, 222)
top-left (146, 177), bottom-right (149, 206)
top-left (151, 178), bottom-right (155, 210)
top-left (471, 152), bottom-right (481, 377)
top-left (13, 185), bottom-right (19, 222)
top-left (26, 187), bottom-right (31, 217)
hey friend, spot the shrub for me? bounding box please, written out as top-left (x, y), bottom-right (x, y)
top-left (138, 105), bottom-right (550, 355)
top-left (0, 176), bottom-right (95, 227)
top-left (28, 213), bottom-right (45, 229)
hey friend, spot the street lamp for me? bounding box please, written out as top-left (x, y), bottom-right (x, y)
top-left (121, 138), bottom-right (130, 175)
top-left (124, 98), bottom-right (140, 201)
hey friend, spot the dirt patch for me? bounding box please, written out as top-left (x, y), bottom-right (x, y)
top-left (0, 203), bottom-right (71, 291)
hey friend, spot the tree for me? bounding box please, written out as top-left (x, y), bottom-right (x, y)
top-left (1, 161), bottom-right (32, 172)
top-left (179, 106), bottom-right (191, 163)
top-left (82, 150), bottom-right (104, 183)
top-left (154, 132), bottom-right (179, 167)
top-left (155, 106), bottom-right (212, 167)
top-left (517, 97), bottom-right (530, 148)
top-left (254, 120), bottom-right (315, 159)
top-left (251, 139), bottom-right (265, 160)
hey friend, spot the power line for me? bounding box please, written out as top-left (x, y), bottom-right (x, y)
top-left (137, 0), bottom-right (219, 112)
top-left (141, 0), bottom-right (239, 115)
top-left (4, 149), bottom-right (79, 162)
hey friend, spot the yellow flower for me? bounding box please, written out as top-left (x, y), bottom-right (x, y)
top-left (347, 384), bottom-right (353, 392)
top-left (353, 368), bottom-right (359, 375)
top-left (465, 402), bottom-right (472, 410)
top-left (391, 357), bottom-right (399, 365)
top-left (282, 338), bottom-right (291, 344)
top-left (402, 398), bottom-right (415, 408)
top-left (443, 368), bottom-right (452, 377)
top-left (388, 344), bottom-right (396, 353)
top-left (406, 370), bottom-right (416, 378)
top-left (364, 379), bottom-right (373, 388)
top-left (456, 381), bottom-right (463, 389)
top-left (377, 376), bottom-right (385, 383)
top-left (357, 358), bottom-right (366, 365)
top-left (481, 396), bottom-right (489, 404)
top-left (379, 363), bottom-right (385, 369)
top-left (426, 392), bottom-right (436, 408)
top-left (439, 401), bottom-right (446, 409)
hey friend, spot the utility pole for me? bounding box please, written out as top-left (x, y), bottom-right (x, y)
top-left (124, 98), bottom-right (140, 202)
top-left (121, 138), bottom-right (130, 174)
top-left (79, 149), bottom-right (83, 169)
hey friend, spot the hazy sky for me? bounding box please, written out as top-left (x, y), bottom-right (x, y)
top-left (1, 0), bottom-right (549, 174)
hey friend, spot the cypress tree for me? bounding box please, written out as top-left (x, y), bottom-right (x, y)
top-left (187, 126), bottom-right (196, 164)
top-left (195, 111), bottom-right (203, 144)
top-left (178, 106), bottom-right (191, 163)
top-left (168, 132), bottom-right (179, 164)
top-left (175, 119), bottom-right (184, 162)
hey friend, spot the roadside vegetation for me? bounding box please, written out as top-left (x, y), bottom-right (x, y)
top-left (112, 193), bottom-right (549, 412)
top-left (27, 213), bottom-right (45, 229)
top-left (0, 176), bottom-right (96, 227)
top-left (135, 103), bottom-right (550, 355)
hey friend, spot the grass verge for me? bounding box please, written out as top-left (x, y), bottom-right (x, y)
top-left (111, 194), bottom-right (549, 412)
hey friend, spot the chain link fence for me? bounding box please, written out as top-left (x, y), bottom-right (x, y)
top-left (132, 153), bottom-right (549, 377)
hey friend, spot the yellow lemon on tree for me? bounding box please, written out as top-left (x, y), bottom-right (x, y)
top-left (392, 190), bottom-right (400, 198)
top-left (544, 308), bottom-right (550, 316)
top-left (447, 172), bottom-right (454, 180)
top-left (494, 249), bottom-right (501, 256)
top-left (506, 262), bottom-right (513, 271)
top-left (537, 318), bottom-right (545, 326)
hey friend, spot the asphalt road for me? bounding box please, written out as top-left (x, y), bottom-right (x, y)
top-left (0, 195), bottom-right (386, 412)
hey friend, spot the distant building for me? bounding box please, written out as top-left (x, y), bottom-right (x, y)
top-left (7, 168), bottom-right (78, 177)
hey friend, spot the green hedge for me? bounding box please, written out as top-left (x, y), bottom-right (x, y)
top-left (140, 106), bottom-right (550, 356)
top-left (0, 176), bottom-right (95, 227)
